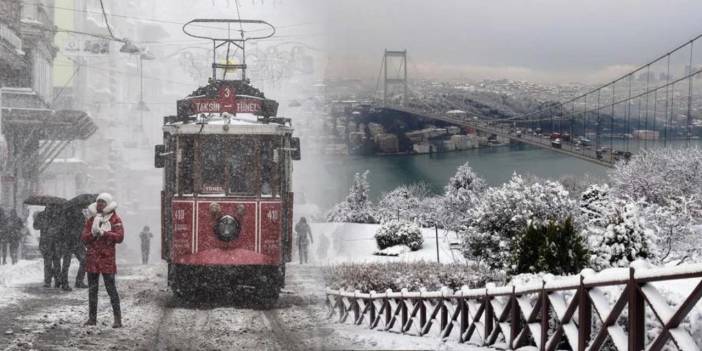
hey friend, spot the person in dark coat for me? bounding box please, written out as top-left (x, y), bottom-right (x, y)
top-left (35, 206), bottom-right (62, 287)
top-left (58, 207), bottom-right (88, 291)
top-left (139, 225), bottom-right (153, 265)
top-left (6, 210), bottom-right (24, 265)
top-left (295, 217), bottom-right (313, 264)
top-left (80, 193), bottom-right (124, 328)
top-left (0, 208), bottom-right (6, 265)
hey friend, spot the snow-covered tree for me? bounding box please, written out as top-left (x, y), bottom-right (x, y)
top-left (584, 196), bottom-right (654, 270)
top-left (462, 173), bottom-right (577, 272)
top-left (326, 171), bottom-right (376, 223)
top-left (375, 183), bottom-right (432, 224)
top-left (441, 162), bottom-right (485, 232)
top-left (644, 196), bottom-right (701, 264)
top-left (610, 147), bottom-right (702, 206)
top-left (515, 218), bottom-right (588, 275)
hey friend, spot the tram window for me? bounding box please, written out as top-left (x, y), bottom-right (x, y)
top-left (178, 137), bottom-right (195, 194)
top-left (201, 137), bottom-right (226, 193)
top-left (228, 138), bottom-right (257, 196)
top-left (260, 139), bottom-right (279, 198)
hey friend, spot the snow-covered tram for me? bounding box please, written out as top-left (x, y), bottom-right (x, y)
top-left (154, 19), bottom-right (300, 299)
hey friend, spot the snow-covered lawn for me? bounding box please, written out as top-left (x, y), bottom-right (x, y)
top-left (308, 222), bottom-right (465, 265)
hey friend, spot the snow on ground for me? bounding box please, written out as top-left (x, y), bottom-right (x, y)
top-left (308, 222), bottom-right (465, 265)
top-left (0, 260), bottom-right (45, 308)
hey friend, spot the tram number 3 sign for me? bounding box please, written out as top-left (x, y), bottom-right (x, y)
top-left (189, 86), bottom-right (262, 114)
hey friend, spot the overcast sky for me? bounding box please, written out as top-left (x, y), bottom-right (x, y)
top-left (316, 0), bottom-right (702, 83)
top-left (155, 1), bottom-right (702, 84)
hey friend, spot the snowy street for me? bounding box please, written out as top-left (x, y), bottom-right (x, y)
top-left (0, 260), bottom-right (489, 350)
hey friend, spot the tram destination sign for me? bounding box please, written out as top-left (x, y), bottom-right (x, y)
top-left (178, 85), bottom-right (263, 116)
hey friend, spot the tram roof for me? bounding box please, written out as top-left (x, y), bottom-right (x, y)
top-left (163, 113), bottom-right (293, 136)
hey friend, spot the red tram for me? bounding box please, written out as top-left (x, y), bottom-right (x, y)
top-left (154, 19), bottom-right (300, 299)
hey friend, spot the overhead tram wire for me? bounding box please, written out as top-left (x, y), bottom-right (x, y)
top-left (98, 0), bottom-right (115, 39)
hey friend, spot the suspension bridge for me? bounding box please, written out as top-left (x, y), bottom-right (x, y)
top-left (369, 33), bottom-right (702, 167)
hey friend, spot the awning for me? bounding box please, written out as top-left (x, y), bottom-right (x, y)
top-left (1, 88), bottom-right (97, 140)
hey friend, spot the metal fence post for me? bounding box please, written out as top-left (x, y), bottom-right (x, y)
top-left (459, 294), bottom-right (468, 343)
top-left (578, 275), bottom-right (591, 351)
top-left (541, 281), bottom-right (548, 351)
top-left (628, 267), bottom-right (645, 351)
top-left (484, 291), bottom-right (493, 346)
top-left (510, 286), bottom-right (518, 349)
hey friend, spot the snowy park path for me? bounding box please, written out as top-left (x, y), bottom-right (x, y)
top-left (0, 260), bottom-right (491, 350)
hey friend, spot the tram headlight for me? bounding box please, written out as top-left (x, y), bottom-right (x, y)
top-left (214, 215), bottom-right (240, 242)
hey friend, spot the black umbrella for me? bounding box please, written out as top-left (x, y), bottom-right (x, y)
top-left (23, 195), bottom-right (66, 206)
top-left (63, 193), bottom-right (98, 210)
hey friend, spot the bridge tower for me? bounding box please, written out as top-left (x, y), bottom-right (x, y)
top-left (383, 49), bottom-right (408, 106)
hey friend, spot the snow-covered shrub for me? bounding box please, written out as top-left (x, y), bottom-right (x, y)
top-left (323, 261), bottom-right (482, 292)
top-left (584, 197), bottom-right (654, 270)
top-left (375, 183), bottom-right (432, 224)
top-left (644, 197), bottom-right (701, 264)
top-left (514, 218), bottom-right (588, 275)
top-left (462, 173), bottom-right (577, 273)
top-left (440, 162), bottom-right (485, 232)
top-left (374, 220), bottom-right (423, 251)
top-left (325, 170), bottom-right (376, 223)
top-left (610, 147), bottom-right (702, 206)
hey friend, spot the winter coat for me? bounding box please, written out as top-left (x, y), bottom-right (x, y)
top-left (80, 202), bottom-right (124, 274)
top-left (60, 208), bottom-right (86, 251)
top-left (139, 230), bottom-right (153, 248)
top-left (5, 215), bottom-right (24, 243)
top-left (295, 221), bottom-right (312, 246)
top-left (35, 208), bottom-right (62, 252)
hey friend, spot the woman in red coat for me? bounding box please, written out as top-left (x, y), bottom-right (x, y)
top-left (80, 193), bottom-right (124, 328)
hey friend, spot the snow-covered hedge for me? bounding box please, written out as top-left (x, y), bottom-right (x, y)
top-left (374, 220), bottom-right (424, 251)
top-left (323, 261), bottom-right (482, 292)
top-left (374, 184), bottom-right (432, 224)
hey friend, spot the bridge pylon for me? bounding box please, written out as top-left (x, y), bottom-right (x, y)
top-left (383, 49), bottom-right (408, 106)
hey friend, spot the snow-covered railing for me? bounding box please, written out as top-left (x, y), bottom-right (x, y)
top-left (325, 263), bottom-right (702, 351)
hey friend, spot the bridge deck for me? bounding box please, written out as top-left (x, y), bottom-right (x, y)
top-left (383, 105), bottom-right (616, 168)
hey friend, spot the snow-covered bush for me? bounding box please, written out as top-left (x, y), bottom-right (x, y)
top-left (374, 220), bottom-right (423, 251)
top-left (462, 173), bottom-right (577, 273)
top-left (440, 162), bottom-right (485, 232)
top-left (374, 183), bottom-right (432, 224)
top-left (610, 147), bottom-right (702, 206)
top-left (514, 218), bottom-right (588, 275)
top-left (323, 261), bottom-right (482, 292)
top-left (584, 196), bottom-right (654, 270)
top-left (325, 170), bottom-right (376, 223)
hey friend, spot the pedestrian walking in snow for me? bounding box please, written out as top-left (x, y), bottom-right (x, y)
top-left (34, 206), bottom-right (62, 287)
top-left (139, 225), bottom-right (153, 264)
top-left (0, 208), bottom-right (7, 265)
top-left (81, 193), bottom-right (124, 328)
top-left (295, 217), bottom-right (313, 264)
top-left (57, 207), bottom-right (88, 291)
top-left (6, 210), bottom-right (24, 265)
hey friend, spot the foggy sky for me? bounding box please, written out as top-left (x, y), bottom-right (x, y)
top-left (319, 0), bottom-right (702, 83)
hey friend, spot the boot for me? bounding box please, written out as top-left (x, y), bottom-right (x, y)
top-left (112, 310), bottom-right (122, 328)
top-left (75, 281), bottom-right (88, 289)
top-left (83, 319), bottom-right (96, 326)
top-left (61, 284), bottom-right (72, 292)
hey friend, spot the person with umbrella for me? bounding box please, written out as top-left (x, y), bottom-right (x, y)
top-left (81, 193), bottom-right (124, 328)
top-left (57, 207), bottom-right (88, 290)
top-left (34, 204), bottom-right (63, 287)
